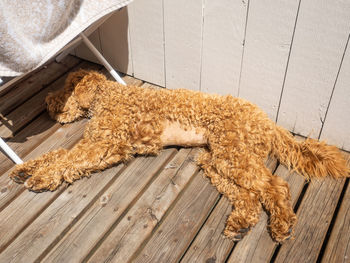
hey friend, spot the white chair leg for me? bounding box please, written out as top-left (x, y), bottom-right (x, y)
top-left (79, 33), bottom-right (126, 85)
top-left (0, 137), bottom-right (23, 164)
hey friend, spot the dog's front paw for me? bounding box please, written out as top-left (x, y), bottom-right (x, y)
top-left (9, 164), bottom-right (34, 183)
top-left (24, 174), bottom-right (63, 192)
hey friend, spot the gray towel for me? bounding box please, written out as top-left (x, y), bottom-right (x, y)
top-left (0, 0), bottom-right (132, 76)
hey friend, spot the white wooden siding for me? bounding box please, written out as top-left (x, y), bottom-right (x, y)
top-left (163, 0), bottom-right (204, 90)
top-left (320, 36), bottom-right (350, 150)
top-left (128, 0), bottom-right (165, 86)
top-left (238, 0), bottom-right (299, 120)
top-left (74, 1), bottom-right (350, 151)
top-left (200, 0), bottom-right (247, 95)
top-left (276, 0), bottom-right (350, 139)
top-left (99, 8), bottom-right (133, 75)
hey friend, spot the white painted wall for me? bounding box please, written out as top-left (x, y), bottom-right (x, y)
top-left (276, 0), bottom-right (350, 139)
top-left (75, 1), bottom-right (350, 151)
top-left (239, 0), bottom-right (299, 120)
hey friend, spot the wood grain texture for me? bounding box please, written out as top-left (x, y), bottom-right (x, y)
top-left (277, 0), bottom-right (350, 138)
top-left (181, 156), bottom-right (278, 263)
top-left (180, 196), bottom-right (232, 263)
top-left (275, 178), bottom-right (345, 263)
top-left (239, 0), bottom-right (299, 120)
top-left (0, 165), bottom-right (124, 263)
top-left (42, 149), bottom-right (176, 263)
top-left (99, 8), bottom-right (133, 75)
top-left (320, 37), bottom-right (350, 151)
top-left (0, 184), bottom-right (63, 253)
top-left (200, 0), bottom-right (247, 95)
top-left (128, 0), bottom-right (165, 86)
top-left (133, 172), bottom-right (220, 263)
top-left (322, 179), bottom-right (350, 263)
top-left (163, 0), bottom-right (203, 90)
top-left (0, 55), bottom-right (80, 116)
top-left (87, 148), bottom-right (200, 262)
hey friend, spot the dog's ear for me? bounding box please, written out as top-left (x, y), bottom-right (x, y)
top-left (74, 71), bottom-right (106, 109)
top-left (64, 69), bottom-right (91, 92)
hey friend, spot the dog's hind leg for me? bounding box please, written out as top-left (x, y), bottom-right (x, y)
top-left (228, 158), bottom-right (295, 242)
top-left (207, 145), bottom-right (296, 242)
top-left (10, 137), bottom-right (133, 192)
top-left (224, 193), bottom-right (261, 242)
top-left (198, 150), bottom-right (262, 241)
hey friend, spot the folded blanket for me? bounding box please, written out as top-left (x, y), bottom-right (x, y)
top-left (0, 0), bottom-right (132, 76)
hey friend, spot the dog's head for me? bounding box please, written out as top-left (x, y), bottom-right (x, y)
top-left (45, 69), bottom-right (106, 123)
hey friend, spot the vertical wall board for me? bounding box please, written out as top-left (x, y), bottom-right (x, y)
top-left (163, 0), bottom-right (203, 90)
top-left (128, 0), bottom-right (165, 86)
top-left (277, 0), bottom-right (350, 138)
top-left (320, 39), bottom-right (350, 151)
top-left (99, 8), bottom-right (133, 75)
top-left (238, 0), bottom-right (299, 120)
top-left (74, 30), bottom-right (102, 65)
top-left (200, 0), bottom-right (247, 95)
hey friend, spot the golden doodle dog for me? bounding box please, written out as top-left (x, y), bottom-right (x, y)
top-left (10, 69), bottom-right (349, 242)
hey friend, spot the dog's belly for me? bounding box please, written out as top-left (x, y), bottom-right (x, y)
top-left (160, 121), bottom-right (207, 147)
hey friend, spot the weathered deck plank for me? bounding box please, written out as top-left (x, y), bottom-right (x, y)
top-left (133, 171), bottom-right (220, 263)
top-left (87, 148), bottom-right (201, 262)
top-left (275, 178), bottom-right (345, 262)
top-left (322, 180), bottom-right (350, 263)
top-left (0, 55), bottom-right (80, 116)
top-left (0, 183), bottom-right (65, 253)
top-left (181, 195), bottom-right (233, 263)
top-left (0, 164), bottom-right (125, 263)
top-left (42, 149), bottom-right (176, 263)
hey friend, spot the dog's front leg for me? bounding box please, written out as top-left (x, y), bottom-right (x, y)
top-left (10, 138), bottom-right (133, 192)
top-left (10, 148), bottom-right (68, 188)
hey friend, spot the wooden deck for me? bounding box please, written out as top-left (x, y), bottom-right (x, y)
top-left (0, 56), bottom-right (349, 263)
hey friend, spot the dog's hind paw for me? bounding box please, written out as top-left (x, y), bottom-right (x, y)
top-left (268, 208), bottom-right (296, 243)
top-left (223, 227), bottom-right (250, 242)
top-left (269, 223), bottom-right (295, 243)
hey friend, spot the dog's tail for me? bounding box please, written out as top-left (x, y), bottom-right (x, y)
top-left (272, 126), bottom-right (349, 180)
